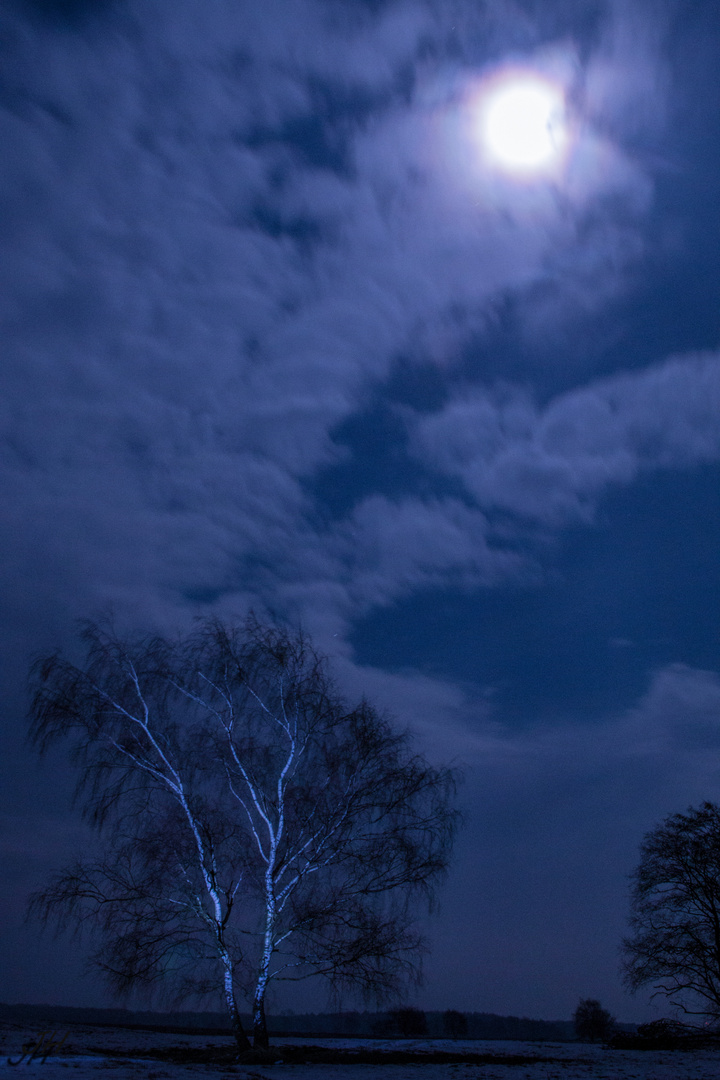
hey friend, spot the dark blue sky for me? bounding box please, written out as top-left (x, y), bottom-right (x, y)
top-left (2, 0), bottom-right (720, 1023)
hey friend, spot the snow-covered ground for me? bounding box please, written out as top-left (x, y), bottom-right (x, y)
top-left (1, 1024), bottom-right (719, 1079)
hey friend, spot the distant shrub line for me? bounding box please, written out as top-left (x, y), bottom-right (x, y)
top-left (0, 1003), bottom-right (575, 1042)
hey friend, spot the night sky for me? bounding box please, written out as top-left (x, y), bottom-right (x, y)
top-left (2, 0), bottom-right (720, 1024)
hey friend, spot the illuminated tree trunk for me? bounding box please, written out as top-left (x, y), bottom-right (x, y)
top-left (253, 867), bottom-right (277, 1048)
top-left (224, 965), bottom-right (251, 1053)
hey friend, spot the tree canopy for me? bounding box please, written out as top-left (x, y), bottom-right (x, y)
top-left (28, 616), bottom-right (459, 1050)
top-left (622, 801), bottom-right (720, 1023)
top-left (573, 998), bottom-right (615, 1043)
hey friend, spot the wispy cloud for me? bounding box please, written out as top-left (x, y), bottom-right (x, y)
top-left (410, 351), bottom-right (720, 525)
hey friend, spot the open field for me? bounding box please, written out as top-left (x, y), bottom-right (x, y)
top-left (2, 1023), bottom-right (720, 1080)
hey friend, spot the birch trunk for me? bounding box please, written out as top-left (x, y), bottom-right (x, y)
top-left (252, 883), bottom-right (275, 1048)
top-left (252, 991), bottom-right (269, 1050)
top-left (223, 964), bottom-right (251, 1052)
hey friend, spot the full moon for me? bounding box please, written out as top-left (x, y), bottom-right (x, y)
top-left (478, 72), bottom-right (568, 176)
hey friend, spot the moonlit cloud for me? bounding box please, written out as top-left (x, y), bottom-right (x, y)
top-left (410, 351), bottom-right (720, 525)
top-left (337, 495), bottom-right (523, 610)
top-left (0, 0), bottom-right (663, 634)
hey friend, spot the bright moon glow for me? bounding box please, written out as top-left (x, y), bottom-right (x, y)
top-left (479, 73), bottom-right (568, 175)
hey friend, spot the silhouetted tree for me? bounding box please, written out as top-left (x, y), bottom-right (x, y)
top-left (622, 802), bottom-right (720, 1022)
top-left (573, 998), bottom-right (615, 1042)
top-left (28, 617), bottom-right (458, 1051)
top-left (443, 1008), bottom-right (468, 1038)
top-left (389, 1006), bottom-right (428, 1037)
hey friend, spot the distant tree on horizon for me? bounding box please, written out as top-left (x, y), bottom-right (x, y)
top-left (389, 1006), bottom-right (428, 1037)
top-left (622, 801), bottom-right (720, 1023)
top-left (443, 1008), bottom-right (468, 1038)
top-left (27, 616), bottom-right (458, 1053)
top-left (573, 998), bottom-right (615, 1042)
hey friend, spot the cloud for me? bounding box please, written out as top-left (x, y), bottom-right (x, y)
top-left (630, 663), bottom-right (720, 753)
top-left (582, 0), bottom-right (673, 147)
top-left (0, 0), bottom-right (668, 644)
top-left (336, 495), bottom-right (524, 610)
top-left (410, 351), bottom-right (720, 524)
top-left (366, 655), bottom-right (720, 770)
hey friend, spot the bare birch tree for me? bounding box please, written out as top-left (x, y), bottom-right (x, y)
top-left (28, 616), bottom-right (459, 1050)
top-left (28, 625), bottom-right (253, 1051)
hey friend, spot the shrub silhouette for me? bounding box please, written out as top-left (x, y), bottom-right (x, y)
top-left (573, 998), bottom-right (615, 1042)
